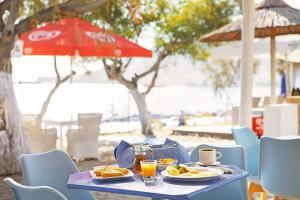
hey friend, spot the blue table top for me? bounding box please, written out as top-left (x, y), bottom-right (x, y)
top-left (67, 166), bottom-right (248, 200)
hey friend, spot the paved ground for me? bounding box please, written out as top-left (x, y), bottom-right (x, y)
top-left (0, 159), bottom-right (148, 200)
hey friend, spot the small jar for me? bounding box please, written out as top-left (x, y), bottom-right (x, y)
top-left (132, 144), bottom-right (151, 175)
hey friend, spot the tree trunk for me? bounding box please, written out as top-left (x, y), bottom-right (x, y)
top-left (130, 89), bottom-right (154, 137)
top-left (40, 84), bottom-right (59, 120)
top-left (40, 56), bottom-right (75, 120)
top-left (0, 71), bottom-right (29, 175)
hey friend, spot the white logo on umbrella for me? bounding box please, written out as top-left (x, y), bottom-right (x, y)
top-left (86, 31), bottom-right (116, 43)
top-left (28, 30), bottom-right (61, 41)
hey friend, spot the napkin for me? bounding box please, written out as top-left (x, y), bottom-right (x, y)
top-left (151, 138), bottom-right (190, 163)
top-left (113, 140), bottom-right (135, 168)
top-left (114, 138), bottom-right (190, 168)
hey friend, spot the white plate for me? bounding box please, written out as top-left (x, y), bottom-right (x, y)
top-left (161, 166), bottom-right (223, 181)
top-left (196, 161), bottom-right (221, 166)
top-left (90, 167), bottom-right (134, 180)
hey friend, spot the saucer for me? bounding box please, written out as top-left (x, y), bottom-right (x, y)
top-left (196, 161), bottom-right (221, 166)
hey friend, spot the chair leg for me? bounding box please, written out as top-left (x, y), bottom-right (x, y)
top-left (248, 183), bottom-right (255, 200)
top-left (248, 182), bottom-right (267, 200)
top-left (261, 191), bottom-right (267, 200)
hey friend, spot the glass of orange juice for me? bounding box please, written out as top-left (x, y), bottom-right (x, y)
top-left (140, 160), bottom-right (157, 185)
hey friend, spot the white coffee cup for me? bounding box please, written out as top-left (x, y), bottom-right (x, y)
top-left (199, 148), bottom-right (222, 165)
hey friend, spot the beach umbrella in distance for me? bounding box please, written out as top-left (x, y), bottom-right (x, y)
top-left (200, 0), bottom-right (300, 103)
top-left (209, 35), bottom-right (300, 59)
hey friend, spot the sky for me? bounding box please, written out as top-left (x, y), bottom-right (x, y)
top-left (12, 0), bottom-right (300, 82)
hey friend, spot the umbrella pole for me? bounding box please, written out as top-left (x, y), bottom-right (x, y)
top-left (285, 56), bottom-right (293, 96)
top-left (288, 62), bottom-right (294, 95)
top-left (285, 53), bottom-right (289, 96)
top-left (270, 34), bottom-right (276, 104)
top-left (240, 0), bottom-right (255, 127)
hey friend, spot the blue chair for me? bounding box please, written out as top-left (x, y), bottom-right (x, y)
top-left (4, 178), bottom-right (67, 200)
top-left (232, 127), bottom-right (266, 200)
top-left (190, 144), bottom-right (247, 200)
top-left (20, 149), bottom-right (95, 200)
top-left (260, 137), bottom-right (300, 200)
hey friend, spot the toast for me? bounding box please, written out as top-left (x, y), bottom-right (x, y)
top-left (94, 166), bottom-right (129, 178)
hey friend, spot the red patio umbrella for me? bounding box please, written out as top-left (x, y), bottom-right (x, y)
top-left (17, 18), bottom-right (152, 137)
top-left (19, 18), bottom-right (152, 58)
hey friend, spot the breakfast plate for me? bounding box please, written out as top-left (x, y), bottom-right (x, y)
top-left (90, 166), bottom-right (134, 180)
top-left (161, 166), bottom-right (224, 181)
top-left (195, 161), bottom-right (221, 166)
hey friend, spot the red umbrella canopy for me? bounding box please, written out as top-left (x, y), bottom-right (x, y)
top-left (19, 18), bottom-right (152, 58)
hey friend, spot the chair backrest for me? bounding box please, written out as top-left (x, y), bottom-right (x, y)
top-left (20, 149), bottom-right (95, 200)
top-left (260, 137), bottom-right (300, 199)
top-left (190, 144), bottom-right (247, 200)
top-left (232, 127), bottom-right (259, 177)
top-left (78, 113), bottom-right (102, 130)
top-left (4, 178), bottom-right (67, 200)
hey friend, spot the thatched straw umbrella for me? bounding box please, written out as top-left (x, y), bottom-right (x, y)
top-left (201, 0), bottom-right (300, 103)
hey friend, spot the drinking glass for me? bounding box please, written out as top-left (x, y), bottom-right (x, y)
top-left (140, 160), bottom-right (157, 185)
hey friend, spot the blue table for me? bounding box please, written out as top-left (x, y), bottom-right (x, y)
top-left (67, 166), bottom-right (248, 200)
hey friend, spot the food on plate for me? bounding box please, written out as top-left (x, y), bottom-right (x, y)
top-left (158, 158), bottom-right (176, 164)
top-left (93, 165), bottom-right (129, 178)
top-left (166, 166), bottom-right (180, 176)
top-left (177, 164), bottom-right (189, 174)
top-left (157, 158), bottom-right (178, 171)
top-left (165, 165), bottom-right (219, 178)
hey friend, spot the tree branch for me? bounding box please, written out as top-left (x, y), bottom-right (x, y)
top-left (134, 48), bottom-right (168, 81)
top-left (61, 71), bottom-right (76, 83)
top-left (39, 84), bottom-right (59, 119)
top-left (141, 64), bottom-right (172, 95)
top-left (121, 58), bottom-right (132, 73)
top-left (142, 66), bottom-right (159, 95)
top-left (102, 59), bottom-right (135, 89)
top-left (39, 70), bottom-right (74, 119)
top-left (0, 18), bottom-right (4, 37)
top-left (3, 0), bottom-right (18, 40)
top-left (53, 56), bottom-right (75, 84)
top-left (53, 56), bottom-right (60, 82)
top-left (102, 59), bottom-right (113, 79)
top-left (15, 0), bottom-right (108, 35)
top-left (75, 0), bottom-right (107, 13)
top-left (0, 0), bottom-right (10, 15)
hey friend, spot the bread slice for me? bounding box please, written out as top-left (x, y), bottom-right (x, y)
top-left (115, 168), bottom-right (129, 175)
top-left (102, 166), bottom-right (123, 178)
top-left (93, 166), bottom-right (105, 176)
top-left (93, 166), bottom-right (129, 178)
top-left (94, 169), bottom-right (103, 176)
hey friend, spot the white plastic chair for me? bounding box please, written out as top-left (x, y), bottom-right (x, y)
top-left (22, 114), bottom-right (57, 153)
top-left (66, 113), bottom-right (102, 161)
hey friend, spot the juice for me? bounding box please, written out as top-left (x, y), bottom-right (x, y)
top-left (141, 163), bottom-right (157, 177)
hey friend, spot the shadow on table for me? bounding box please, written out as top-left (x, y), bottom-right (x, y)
top-left (91, 177), bottom-right (135, 185)
top-left (162, 176), bottom-right (224, 186)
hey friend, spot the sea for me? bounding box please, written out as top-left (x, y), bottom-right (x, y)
top-left (14, 83), bottom-right (273, 132)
